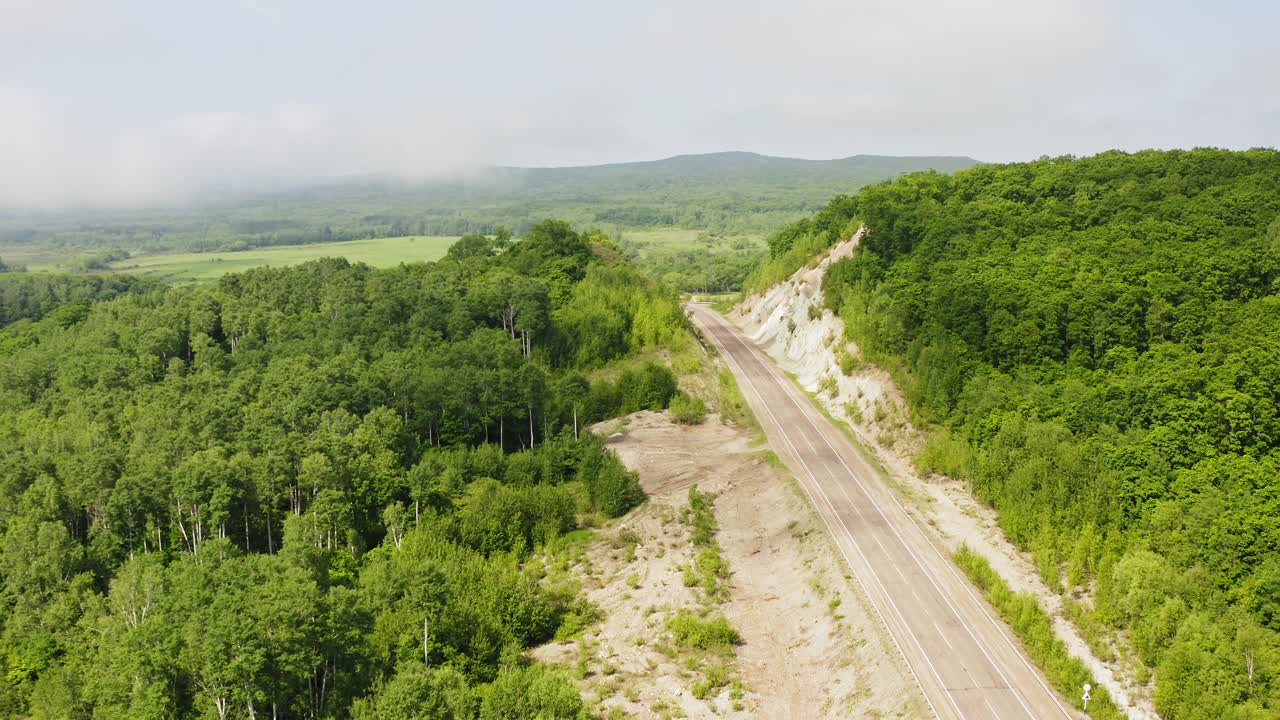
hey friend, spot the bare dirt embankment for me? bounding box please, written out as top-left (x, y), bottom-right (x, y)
top-left (534, 410), bottom-right (925, 719)
top-left (729, 231), bottom-right (1158, 720)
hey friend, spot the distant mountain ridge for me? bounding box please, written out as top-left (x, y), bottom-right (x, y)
top-left (292, 151), bottom-right (982, 195)
top-left (508, 150), bottom-right (980, 176)
top-left (0, 150), bottom-right (982, 263)
top-left (474, 151), bottom-right (981, 190)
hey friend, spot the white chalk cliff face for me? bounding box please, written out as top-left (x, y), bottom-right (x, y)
top-left (731, 227), bottom-right (911, 452)
top-left (727, 228), bottom-right (1159, 720)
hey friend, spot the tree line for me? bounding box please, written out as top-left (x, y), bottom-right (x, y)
top-left (0, 220), bottom-right (691, 718)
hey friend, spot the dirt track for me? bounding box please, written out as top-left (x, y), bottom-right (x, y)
top-left (536, 411), bottom-right (924, 718)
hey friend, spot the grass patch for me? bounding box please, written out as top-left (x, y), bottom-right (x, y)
top-left (667, 610), bottom-right (741, 651)
top-left (760, 450), bottom-right (786, 472)
top-left (953, 546), bottom-right (1126, 719)
top-left (669, 392), bottom-right (707, 425)
top-left (555, 597), bottom-right (605, 641)
top-left (669, 486), bottom-right (745, 705)
top-left (682, 485), bottom-right (730, 600)
top-left (843, 400), bottom-right (864, 424)
top-left (683, 546), bottom-right (728, 599)
top-left (109, 235), bottom-right (459, 283)
top-left (691, 662), bottom-right (732, 699)
top-left (546, 527), bottom-right (596, 552)
top-left (717, 368), bottom-right (762, 438)
top-left (670, 350), bottom-right (704, 376)
top-left (709, 293), bottom-right (741, 315)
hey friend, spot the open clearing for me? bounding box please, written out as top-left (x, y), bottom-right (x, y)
top-left (617, 228), bottom-right (764, 256)
top-left (107, 235), bottom-right (459, 282)
top-left (534, 410), bottom-right (924, 719)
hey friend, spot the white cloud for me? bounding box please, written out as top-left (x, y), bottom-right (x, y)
top-left (0, 0), bottom-right (1274, 207)
top-left (0, 95), bottom-right (506, 208)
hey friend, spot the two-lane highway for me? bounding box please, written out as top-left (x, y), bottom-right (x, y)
top-left (690, 304), bottom-right (1079, 720)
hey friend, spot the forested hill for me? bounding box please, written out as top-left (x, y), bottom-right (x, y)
top-left (0, 152), bottom-right (979, 260)
top-left (807, 148), bottom-right (1280, 719)
top-left (493, 151), bottom-right (979, 187)
top-left (0, 221), bottom-right (692, 718)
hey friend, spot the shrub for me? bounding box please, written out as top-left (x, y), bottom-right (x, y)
top-left (351, 665), bottom-right (475, 720)
top-left (667, 610), bottom-right (741, 651)
top-left (687, 485), bottom-right (716, 546)
top-left (916, 431), bottom-right (974, 480)
top-left (480, 665), bottom-right (586, 720)
top-left (669, 393), bottom-right (707, 425)
top-left (457, 480), bottom-right (576, 556)
top-left (717, 369), bottom-right (758, 431)
top-left (953, 546), bottom-right (1125, 719)
top-left (837, 347), bottom-right (863, 375)
top-left (818, 374), bottom-right (838, 397)
top-left (683, 546), bottom-right (729, 599)
top-left (579, 446), bottom-right (645, 518)
top-left (554, 597), bottom-right (604, 642)
top-left (617, 362), bottom-right (678, 413)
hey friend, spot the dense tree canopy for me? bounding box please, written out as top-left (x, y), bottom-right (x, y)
top-left (0, 273), bottom-right (159, 327)
top-left (636, 245), bottom-right (764, 295)
top-left (0, 221), bottom-right (689, 718)
top-left (822, 149), bottom-right (1280, 719)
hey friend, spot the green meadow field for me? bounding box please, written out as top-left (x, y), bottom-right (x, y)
top-left (109, 235), bottom-right (460, 283)
top-left (615, 227), bottom-right (764, 255)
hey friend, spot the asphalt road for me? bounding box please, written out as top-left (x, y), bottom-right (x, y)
top-left (689, 305), bottom-right (1080, 720)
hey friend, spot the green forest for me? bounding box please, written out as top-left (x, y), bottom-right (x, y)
top-left (0, 220), bottom-right (693, 718)
top-left (813, 148), bottom-right (1280, 719)
top-left (0, 153), bottom-right (976, 284)
top-left (11, 145), bottom-right (1280, 718)
top-left (0, 274), bottom-right (162, 327)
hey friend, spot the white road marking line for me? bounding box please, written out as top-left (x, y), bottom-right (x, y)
top-left (717, 316), bottom-right (1041, 720)
top-left (887, 556), bottom-right (909, 583)
top-left (934, 619), bottom-right (956, 653)
top-left (702, 309), bottom-right (1004, 717)
top-left (699, 308), bottom-right (1077, 720)
top-left (756, 336), bottom-right (1074, 718)
top-left (696, 309), bottom-right (959, 720)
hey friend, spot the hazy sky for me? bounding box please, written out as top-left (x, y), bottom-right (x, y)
top-left (1, 0), bottom-right (1276, 207)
